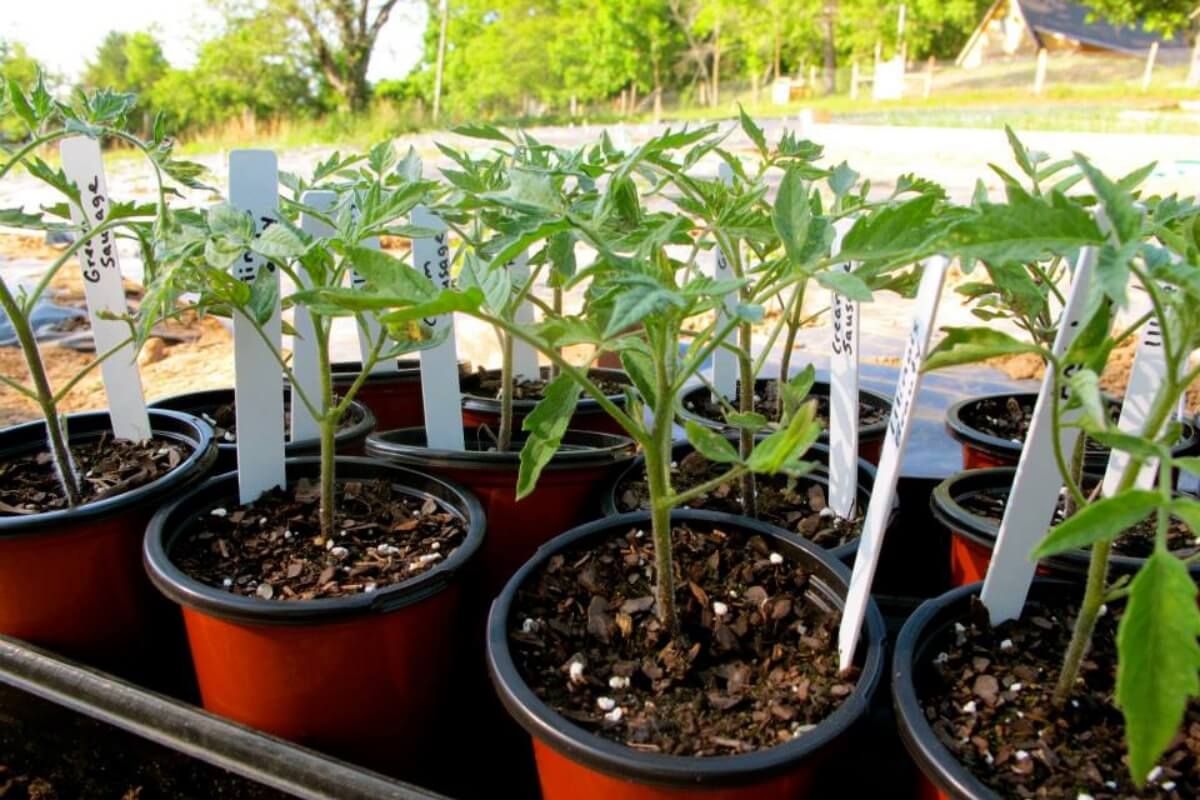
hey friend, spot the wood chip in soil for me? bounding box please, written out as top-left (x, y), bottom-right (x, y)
top-left (684, 379), bottom-right (887, 429)
top-left (615, 451), bottom-right (862, 549)
top-left (170, 478), bottom-right (466, 600)
top-left (921, 597), bottom-right (1198, 799)
top-left (508, 523), bottom-right (858, 756)
top-left (961, 395), bottom-right (1119, 457)
top-left (0, 435), bottom-right (187, 515)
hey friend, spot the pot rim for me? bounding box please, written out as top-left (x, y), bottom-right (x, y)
top-left (0, 409), bottom-right (217, 537)
top-left (677, 378), bottom-right (892, 440)
top-left (142, 456), bottom-right (486, 625)
top-left (486, 508), bottom-right (886, 788)
top-left (460, 366), bottom-right (629, 413)
top-left (601, 438), bottom-right (890, 563)
top-left (365, 427), bottom-right (637, 472)
top-left (328, 358), bottom-right (469, 384)
top-left (149, 388), bottom-right (375, 454)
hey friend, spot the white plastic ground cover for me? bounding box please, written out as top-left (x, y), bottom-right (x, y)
top-left (828, 218), bottom-right (859, 520)
top-left (710, 161), bottom-right (738, 401)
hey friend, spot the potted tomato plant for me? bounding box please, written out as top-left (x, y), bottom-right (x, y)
top-left (0, 79), bottom-right (217, 667)
top-left (896, 155), bottom-right (1200, 797)
top-left (141, 146), bottom-right (486, 776)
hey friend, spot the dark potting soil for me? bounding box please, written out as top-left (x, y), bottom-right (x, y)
top-left (468, 368), bottom-right (627, 402)
top-left (961, 396), bottom-right (1117, 458)
top-left (957, 486), bottom-right (1200, 560)
top-left (170, 479), bottom-right (466, 601)
top-left (921, 598), bottom-right (1199, 799)
top-left (614, 451), bottom-right (862, 549)
top-left (199, 400), bottom-right (361, 445)
top-left (508, 523), bottom-right (857, 756)
top-left (0, 434), bottom-right (187, 515)
top-left (683, 379), bottom-right (887, 429)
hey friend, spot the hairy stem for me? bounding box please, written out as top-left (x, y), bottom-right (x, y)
top-left (647, 329), bottom-right (678, 633)
top-left (498, 331), bottom-right (515, 452)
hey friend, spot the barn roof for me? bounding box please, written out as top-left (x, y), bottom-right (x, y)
top-left (1018, 0), bottom-right (1188, 57)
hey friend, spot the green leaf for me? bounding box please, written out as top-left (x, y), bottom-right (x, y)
top-left (620, 349), bottom-right (656, 407)
top-left (1031, 490), bottom-right (1162, 559)
top-left (1116, 551), bottom-right (1200, 785)
top-left (1168, 497), bottom-right (1200, 535)
top-left (345, 246), bottom-right (436, 300)
top-left (726, 411), bottom-right (768, 432)
top-left (1085, 430), bottom-right (1169, 463)
top-left (772, 167), bottom-right (813, 268)
top-left (451, 122), bottom-right (514, 144)
top-left (458, 251), bottom-right (511, 314)
top-left (517, 375), bottom-right (582, 500)
top-left (1171, 457), bottom-right (1200, 477)
top-left (738, 105), bottom-right (767, 157)
top-left (924, 327), bottom-right (1047, 372)
top-left (7, 79), bottom-right (36, 131)
top-left (1095, 242), bottom-right (1137, 307)
top-left (484, 167), bottom-right (562, 214)
top-left (375, 286), bottom-right (484, 324)
top-left (251, 221), bottom-right (307, 260)
top-left (684, 421), bottom-right (740, 464)
top-left (828, 162), bottom-right (858, 198)
top-left (248, 265), bottom-right (279, 325)
top-left (747, 399), bottom-right (821, 474)
top-left (816, 269), bottom-right (873, 302)
top-left (1004, 126), bottom-right (1036, 181)
top-left (1075, 153), bottom-right (1142, 246)
top-left (1065, 368), bottom-right (1108, 431)
top-left (780, 364), bottom-right (816, 420)
top-left (945, 187), bottom-right (1103, 264)
top-left (603, 277), bottom-right (684, 337)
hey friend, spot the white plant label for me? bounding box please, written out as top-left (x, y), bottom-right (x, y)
top-left (347, 202), bottom-right (398, 374)
top-left (828, 219), bottom-right (859, 519)
top-left (59, 137), bottom-right (151, 442)
top-left (230, 150), bottom-right (286, 503)
top-left (838, 256), bottom-right (949, 671)
top-left (508, 251), bottom-right (540, 381)
top-left (411, 205), bottom-right (465, 450)
top-left (1101, 286), bottom-right (1167, 495)
top-left (979, 249), bottom-right (1097, 624)
top-left (710, 161), bottom-right (738, 401)
top-left (293, 190), bottom-right (334, 443)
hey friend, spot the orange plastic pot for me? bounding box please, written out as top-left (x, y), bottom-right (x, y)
top-left (142, 457), bottom-right (486, 775)
top-left (0, 410), bottom-right (216, 667)
top-left (150, 388), bottom-right (375, 474)
top-left (487, 509), bottom-right (886, 800)
top-left (677, 378), bottom-right (891, 466)
top-left (460, 367), bottom-right (631, 438)
top-left (365, 428), bottom-right (637, 596)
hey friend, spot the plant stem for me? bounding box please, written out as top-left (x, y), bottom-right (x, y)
top-left (647, 329), bottom-right (678, 633)
top-left (777, 284), bottom-right (806, 419)
top-left (550, 286), bottom-right (562, 379)
top-left (1062, 434), bottom-right (1087, 518)
top-left (0, 276), bottom-right (80, 505)
top-left (737, 317), bottom-right (757, 518)
top-left (314, 317), bottom-right (336, 541)
top-left (498, 331), bottom-right (515, 452)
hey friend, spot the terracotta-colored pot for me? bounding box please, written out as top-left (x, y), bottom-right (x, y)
top-left (150, 388), bottom-right (375, 474)
top-left (487, 509), bottom-right (886, 800)
top-left (365, 427), bottom-right (637, 596)
top-left (676, 378), bottom-right (891, 466)
top-left (329, 359), bottom-right (471, 433)
top-left (142, 457), bottom-right (486, 775)
top-left (0, 410), bottom-right (216, 667)
top-left (460, 367), bottom-right (631, 438)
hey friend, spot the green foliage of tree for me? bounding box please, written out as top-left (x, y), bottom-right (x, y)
top-left (1082, 0), bottom-right (1198, 37)
top-left (0, 41), bottom-right (49, 140)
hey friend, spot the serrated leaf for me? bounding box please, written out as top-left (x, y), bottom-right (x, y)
top-left (684, 421), bottom-right (740, 464)
top-left (1116, 550), bottom-right (1200, 785)
top-left (517, 375), bottom-right (582, 499)
top-left (924, 327), bottom-right (1047, 372)
top-left (1065, 368), bottom-right (1108, 431)
top-left (1031, 490), bottom-right (1162, 558)
top-left (458, 252), bottom-right (510, 314)
top-left (251, 221), bottom-right (307, 260)
top-left (773, 167), bottom-right (813, 268)
top-left (1076, 153), bottom-right (1142, 246)
top-left (738, 105), bottom-right (767, 157)
top-left (726, 411), bottom-right (768, 432)
top-left (747, 399), bottom-right (821, 474)
top-left (620, 349), bottom-right (655, 407)
top-left (345, 245), bottom-right (436, 300)
top-left (817, 269), bottom-right (872, 302)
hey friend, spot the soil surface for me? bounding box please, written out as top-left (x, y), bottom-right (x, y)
top-left (171, 478), bottom-right (466, 600)
top-left (683, 380), bottom-right (888, 430)
top-left (960, 395), bottom-right (1122, 451)
top-left (921, 597), bottom-right (1199, 798)
top-left (197, 400), bottom-right (362, 445)
top-left (467, 367), bottom-right (627, 401)
top-left (957, 483), bottom-right (1200, 560)
top-left (508, 523), bottom-right (858, 756)
top-left (0, 435), bottom-right (187, 515)
top-left (615, 451), bottom-right (863, 549)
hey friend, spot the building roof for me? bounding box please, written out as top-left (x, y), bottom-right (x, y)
top-left (1018, 0), bottom-right (1189, 57)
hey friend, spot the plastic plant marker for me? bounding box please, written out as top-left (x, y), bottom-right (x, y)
top-left (828, 219), bottom-right (859, 519)
top-left (979, 248), bottom-right (1097, 624)
top-left (509, 251), bottom-right (540, 381)
top-left (1101, 286), bottom-right (1167, 495)
top-left (410, 205), bottom-right (465, 450)
top-left (838, 255), bottom-right (949, 671)
top-left (230, 150), bottom-right (286, 503)
top-left (293, 190), bottom-right (334, 442)
top-left (710, 161), bottom-right (738, 401)
top-left (347, 202), bottom-right (398, 375)
top-left (59, 137), bottom-right (151, 442)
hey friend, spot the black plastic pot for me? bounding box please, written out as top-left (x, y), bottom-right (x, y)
top-left (487, 509), bottom-right (886, 799)
top-left (0, 635), bottom-right (447, 799)
top-left (601, 438), bottom-right (890, 565)
top-left (150, 388), bottom-right (375, 474)
top-left (460, 366), bottom-right (631, 437)
top-left (677, 378), bottom-right (892, 465)
top-left (930, 467), bottom-right (1200, 586)
top-left (0, 409), bottom-right (216, 666)
top-left (143, 457), bottom-right (485, 776)
top-left (892, 580), bottom-right (1083, 800)
top-left (946, 392), bottom-right (1199, 472)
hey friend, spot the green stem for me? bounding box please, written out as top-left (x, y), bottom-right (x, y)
top-left (498, 331), bottom-right (515, 452)
top-left (313, 316), bottom-right (337, 541)
top-left (670, 464), bottom-right (748, 508)
top-left (647, 327), bottom-right (678, 633)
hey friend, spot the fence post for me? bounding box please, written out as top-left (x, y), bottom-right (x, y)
top-left (923, 56), bottom-right (935, 98)
top-left (1141, 41), bottom-right (1159, 92)
top-left (851, 61), bottom-right (860, 100)
top-left (1033, 47), bottom-right (1048, 95)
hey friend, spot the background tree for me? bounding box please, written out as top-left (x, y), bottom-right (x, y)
top-left (0, 41), bottom-right (49, 140)
top-left (1082, 0), bottom-right (1197, 37)
top-left (81, 31), bottom-right (170, 135)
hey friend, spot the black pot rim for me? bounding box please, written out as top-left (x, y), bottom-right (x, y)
top-left (142, 456), bottom-right (486, 625)
top-left (486, 508), bottom-right (886, 788)
top-left (149, 388), bottom-right (375, 454)
top-left (329, 358), bottom-right (470, 384)
top-left (460, 366), bottom-right (629, 413)
top-left (945, 392), bottom-right (1199, 463)
top-left (601, 437), bottom-right (890, 563)
top-left (0, 409), bottom-right (217, 537)
top-left (929, 466), bottom-right (1200, 577)
top-left (364, 427), bottom-right (637, 472)
top-left (677, 378), bottom-right (891, 441)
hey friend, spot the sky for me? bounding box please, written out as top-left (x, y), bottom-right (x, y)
top-left (5, 0), bottom-right (428, 83)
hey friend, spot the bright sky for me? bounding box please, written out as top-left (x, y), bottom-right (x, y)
top-left (6, 0), bottom-right (428, 83)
